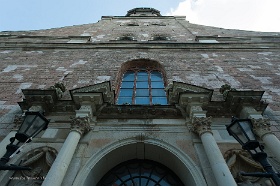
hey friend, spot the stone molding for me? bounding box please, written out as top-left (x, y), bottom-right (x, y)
top-left (70, 81), bottom-right (114, 104)
top-left (251, 118), bottom-right (272, 138)
top-left (168, 82), bottom-right (213, 105)
top-left (190, 116), bottom-right (212, 136)
top-left (70, 116), bottom-right (91, 135)
top-left (225, 91), bottom-right (267, 116)
top-left (75, 105), bottom-right (94, 119)
top-left (187, 104), bottom-right (207, 119)
top-left (72, 136), bottom-right (207, 186)
top-left (240, 106), bottom-right (263, 119)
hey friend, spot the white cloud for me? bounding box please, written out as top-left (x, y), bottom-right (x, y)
top-left (166, 0), bottom-right (280, 32)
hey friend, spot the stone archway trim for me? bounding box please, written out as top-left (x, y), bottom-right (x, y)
top-left (72, 136), bottom-right (207, 186)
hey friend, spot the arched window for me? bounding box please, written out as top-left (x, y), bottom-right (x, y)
top-left (117, 67), bottom-right (167, 105)
top-left (97, 159), bottom-right (184, 186)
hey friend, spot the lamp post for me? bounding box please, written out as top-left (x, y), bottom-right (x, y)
top-left (226, 117), bottom-right (280, 186)
top-left (0, 111), bottom-right (49, 170)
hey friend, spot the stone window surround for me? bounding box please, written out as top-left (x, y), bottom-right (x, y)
top-left (115, 59), bottom-right (167, 104)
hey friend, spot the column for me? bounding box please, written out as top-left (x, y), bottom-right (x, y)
top-left (0, 131), bottom-right (17, 158)
top-left (252, 118), bottom-right (280, 162)
top-left (191, 117), bottom-right (236, 186)
top-left (189, 105), bottom-right (236, 186)
top-left (42, 117), bottom-right (90, 186)
top-left (0, 115), bottom-right (23, 158)
top-left (241, 106), bottom-right (280, 162)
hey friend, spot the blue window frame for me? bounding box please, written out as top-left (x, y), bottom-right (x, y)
top-left (117, 70), bottom-right (167, 105)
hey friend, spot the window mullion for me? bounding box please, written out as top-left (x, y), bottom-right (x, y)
top-left (132, 71), bottom-right (137, 104)
top-left (148, 71), bottom-right (152, 105)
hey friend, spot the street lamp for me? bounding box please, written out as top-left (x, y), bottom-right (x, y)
top-left (226, 117), bottom-right (280, 186)
top-left (0, 111), bottom-right (49, 170)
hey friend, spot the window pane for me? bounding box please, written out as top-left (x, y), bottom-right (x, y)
top-left (136, 81), bottom-right (148, 88)
top-left (137, 75), bottom-right (148, 81)
top-left (119, 89), bottom-right (133, 97)
top-left (151, 72), bottom-right (162, 81)
top-left (151, 82), bottom-right (164, 88)
top-left (123, 71), bottom-right (135, 81)
top-left (117, 97), bottom-right (132, 105)
top-left (151, 89), bottom-right (166, 97)
top-left (137, 71), bottom-right (148, 76)
top-left (121, 81), bottom-right (134, 88)
top-left (152, 97), bottom-right (168, 105)
top-left (135, 97), bottom-right (150, 105)
top-left (136, 89), bottom-right (149, 96)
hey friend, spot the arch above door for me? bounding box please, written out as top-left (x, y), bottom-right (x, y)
top-left (72, 136), bottom-right (207, 186)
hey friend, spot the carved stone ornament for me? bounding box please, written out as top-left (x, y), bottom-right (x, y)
top-left (48, 82), bottom-right (66, 99)
top-left (219, 84), bottom-right (236, 99)
top-left (70, 116), bottom-right (91, 135)
top-left (190, 116), bottom-right (212, 136)
top-left (13, 115), bottom-right (24, 130)
top-left (10, 147), bottom-right (57, 186)
top-left (251, 118), bottom-right (272, 138)
top-left (224, 149), bottom-right (274, 185)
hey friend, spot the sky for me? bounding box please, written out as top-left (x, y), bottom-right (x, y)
top-left (0, 0), bottom-right (279, 32)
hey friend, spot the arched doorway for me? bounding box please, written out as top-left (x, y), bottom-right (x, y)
top-left (97, 159), bottom-right (184, 185)
top-left (73, 137), bottom-right (206, 186)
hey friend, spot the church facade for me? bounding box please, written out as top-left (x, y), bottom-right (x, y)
top-left (0, 8), bottom-right (280, 186)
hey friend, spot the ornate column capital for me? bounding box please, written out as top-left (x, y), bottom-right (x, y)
top-left (251, 118), bottom-right (272, 138)
top-left (70, 116), bottom-right (91, 135)
top-left (190, 116), bottom-right (212, 136)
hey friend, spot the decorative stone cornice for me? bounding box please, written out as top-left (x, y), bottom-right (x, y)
top-left (190, 116), bottom-right (212, 136)
top-left (70, 117), bottom-right (91, 135)
top-left (251, 118), bottom-right (272, 138)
